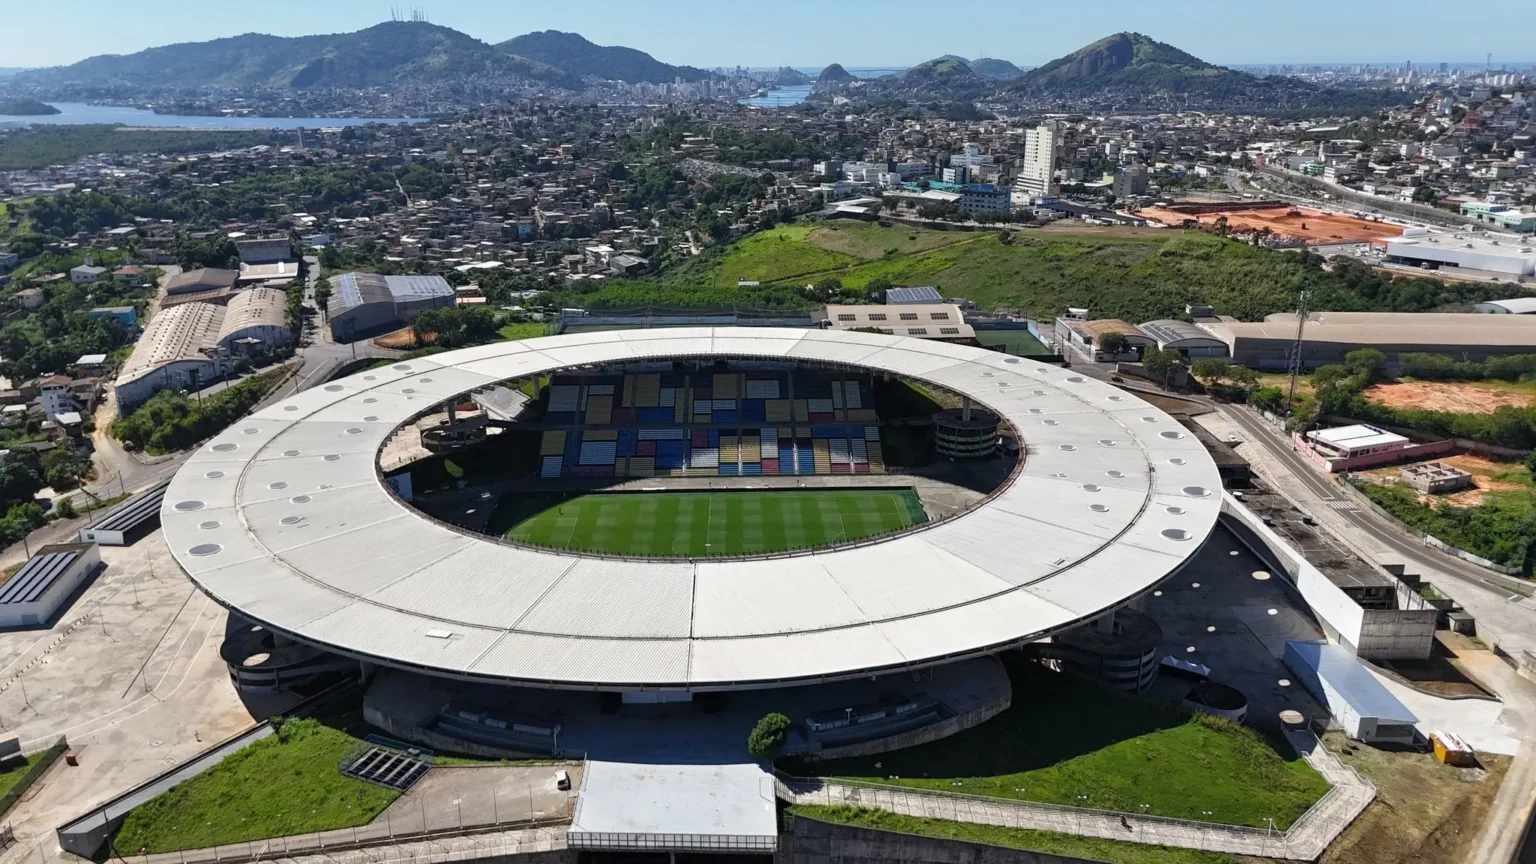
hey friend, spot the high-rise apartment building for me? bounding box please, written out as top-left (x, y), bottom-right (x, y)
top-left (1013, 122), bottom-right (1059, 203)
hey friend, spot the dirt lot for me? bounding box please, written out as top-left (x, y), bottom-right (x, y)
top-left (1359, 452), bottom-right (1526, 507)
top-left (1319, 731), bottom-right (1508, 864)
top-left (1365, 380), bottom-right (1536, 414)
top-left (1141, 205), bottom-right (1399, 245)
top-left (374, 326), bottom-right (421, 349)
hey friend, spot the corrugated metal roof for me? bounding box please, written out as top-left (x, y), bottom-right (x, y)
top-left (162, 327), bottom-right (1222, 689)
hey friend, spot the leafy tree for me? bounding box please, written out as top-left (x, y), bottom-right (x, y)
top-left (42, 440), bottom-right (92, 491)
top-left (1141, 347), bottom-right (1188, 389)
top-left (112, 372), bottom-right (283, 454)
top-left (812, 278), bottom-right (845, 302)
top-left (863, 277), bottom-right (894, 303)
top-left (313, 278), bottom-right (333, 321)
top-left (1525, 450), bottom-right (1536, 478)
top-left (0, 448), bottom-right (46, 512)
top-left (747, 712), bottom-right (791, 760)
top-left (1344, 348), bottom-right (1386, 382)
top-left (1097, 333), bottom-right (1130, 357)
top-left (1190, 358), bottom-right (1231, 381)
top-left (0, 502), bottom-right (47, 549)
top-left (1226, 365), bottom-right (1260, 391)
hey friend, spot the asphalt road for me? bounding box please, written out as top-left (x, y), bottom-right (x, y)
top-left (1222, 404), bottom-right (1533, 598)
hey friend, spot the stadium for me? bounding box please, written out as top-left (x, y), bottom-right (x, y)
top-left (161, 327), bottom-right (1221, 754)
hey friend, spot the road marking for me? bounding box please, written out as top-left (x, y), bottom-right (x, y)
top-left (1322, 501), bottom-right (1358, 512)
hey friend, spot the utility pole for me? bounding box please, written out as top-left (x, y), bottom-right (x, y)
top-left (1287, 290), bottom-right (1312, 404)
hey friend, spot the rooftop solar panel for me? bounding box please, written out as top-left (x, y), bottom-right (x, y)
top-left (0, 550), bottom-right (79, 605)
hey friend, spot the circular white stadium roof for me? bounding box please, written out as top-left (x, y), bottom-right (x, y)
top-left (162, 328), bottom-right (1222, 691)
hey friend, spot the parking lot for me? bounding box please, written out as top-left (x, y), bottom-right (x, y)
top-left (0, 531), bottom-right (284, 851)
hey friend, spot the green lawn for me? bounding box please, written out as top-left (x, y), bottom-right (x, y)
top-left (0, 752), bottom-right (42, 799)
top-left (705, 224), bottom-right (860, 285)
top-left (803, 662), bottom-right (1329, 830)
top-left (790, 806), bottom-right (1235, 864)
top-left (498, 489), bottom-right (926, 556)
top-left (498, 321), bottom-right (549, 341)
top-left (806, 223), bottom-right (978, 259)
top-left (111, 713), bottom-right (399, 854)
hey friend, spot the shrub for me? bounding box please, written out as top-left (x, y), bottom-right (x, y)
top-left (747, 712), bottom-right (791, 760)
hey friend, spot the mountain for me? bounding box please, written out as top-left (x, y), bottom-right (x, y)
top-left (860, 57), bottom-right (990, 101)
top-left (814, 64), bottom-right (857, 92)
top-left (0, 98), bottom-right (61, 116)
top-left (970, 58), bottom-right (1026, 80)
top-left (817, 64), bottom-right (856, 84)
top-left (769, 66), bottom-right (812, 86)
top-left (1006, 32), bottom-right (1402, 114)
top-left (898, 57), bottom-right (980, 82)
top-left (496, 30), bottom-right (708, 84)
top-left (10, 22), bottom-right (583, 92)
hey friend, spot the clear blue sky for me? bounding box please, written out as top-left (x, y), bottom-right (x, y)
top-left (9, 0), bottom-right (1535, 70)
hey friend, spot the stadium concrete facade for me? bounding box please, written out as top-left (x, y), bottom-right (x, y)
top-left (161, 328), bottom-right (1222, 692)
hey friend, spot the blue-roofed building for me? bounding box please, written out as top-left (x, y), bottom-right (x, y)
top-left (1284, 640), bottom-right (1419, 744)
top-left (957, 183), bottom-right (1012, 216)
top-left (886, 286), bottom-right (943, 305)
top-left (327, 272), bottom-right (455, 342)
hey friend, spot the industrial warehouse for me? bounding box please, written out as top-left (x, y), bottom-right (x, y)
top-left (1193, 310), bottom-right (1536, 369)
top-left (326, 272), bottom-right (455, 341)
top-left (112, 287), bottom-right (293, 408)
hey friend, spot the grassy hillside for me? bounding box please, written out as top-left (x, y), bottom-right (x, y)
top-left (545, 222), bottom-right (1501, 320)
top-left (665, 223), bottom-right (1499, 321)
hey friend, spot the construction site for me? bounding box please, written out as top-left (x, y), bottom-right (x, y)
top-left (1142, 200), bottom-right (1403, 246)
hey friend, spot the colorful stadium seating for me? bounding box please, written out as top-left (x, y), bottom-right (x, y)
top-left (535, 370), bottom-right (886, 479)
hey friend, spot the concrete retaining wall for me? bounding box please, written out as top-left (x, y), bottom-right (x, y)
top-left (798, 695), bottom-right (1011, 761)
top-left (785, 816), bottom-right (1109, 864)
top-left (1221, 494), bottom-right (1365, 650)
top-left (363, 705), bottom-right (552, 760)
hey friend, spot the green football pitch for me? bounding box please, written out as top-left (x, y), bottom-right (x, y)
top-left (499, 489), bottom-right (927, 557)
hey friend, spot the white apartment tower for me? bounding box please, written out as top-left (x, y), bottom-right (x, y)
top-left (1013, 122), bottom-right (1059, 203)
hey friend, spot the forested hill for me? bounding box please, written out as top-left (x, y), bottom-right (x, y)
top-left (496, 31), bottom-right (710, 83)
top-left (1004, 31), bottom-right (1402, 114)
top-left (10, 22), bottom-right (582, 91)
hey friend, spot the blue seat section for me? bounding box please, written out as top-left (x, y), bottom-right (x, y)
top-left (537, 369), bottom-right (884, 479)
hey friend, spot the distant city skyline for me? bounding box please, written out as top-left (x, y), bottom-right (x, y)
top-left (7, 0), bottom-right (1536, 71)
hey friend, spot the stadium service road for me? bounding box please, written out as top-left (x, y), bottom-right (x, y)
top-left (160, 328), bottom-right (1222, 691)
